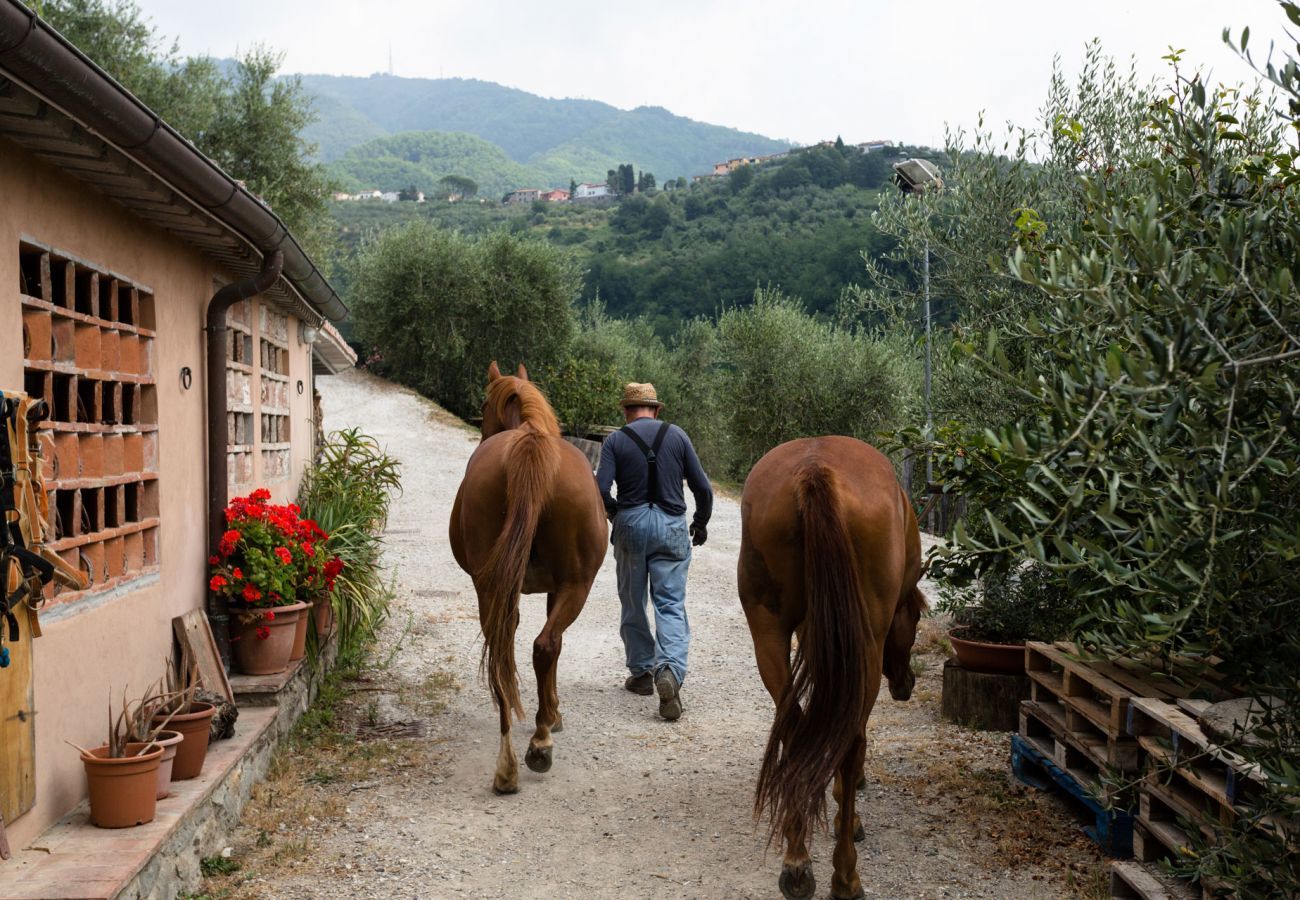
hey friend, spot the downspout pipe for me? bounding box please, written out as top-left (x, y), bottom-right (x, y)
top-left (206, 251), bottom-right (283, 669)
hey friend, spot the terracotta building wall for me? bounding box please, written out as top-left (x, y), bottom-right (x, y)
top-left (0, 135), bottom-right (315, 846)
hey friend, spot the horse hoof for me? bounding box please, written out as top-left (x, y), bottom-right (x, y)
top-left (778, 862), bottom-right (815, 900)
top-left (492, 778), bottom-right (519, 795)
top-left (832, 889), bottom-right (864, 900)
top-left (854, 822), bottom-right (866, 843)
top-left (524, 745), bottom-right (553, 773)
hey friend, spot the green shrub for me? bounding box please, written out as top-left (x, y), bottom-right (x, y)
top-left (298, 428), bottom-right (401, 665)
top-left (710, 287), bottom-right (917, 478)
top-left (349, 222), bottom-right (579, 417)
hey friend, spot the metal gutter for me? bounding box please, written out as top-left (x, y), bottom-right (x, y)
top-left (0, 0), bottom-right (347, 323)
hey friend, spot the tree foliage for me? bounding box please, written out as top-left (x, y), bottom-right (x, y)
top-left (348, 223), bottom-right (579, 417)
top-left (39, 0), bottom-right (334, 261)
top-left (916, 10), bottom-right (1300, 894)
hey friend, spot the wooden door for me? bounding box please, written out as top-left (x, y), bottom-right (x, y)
top-left (0, 603), bottom-right (36, 825)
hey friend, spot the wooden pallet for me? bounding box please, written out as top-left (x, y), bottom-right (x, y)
top-left (1127, 697), bottom-right (1264, 812)
top-left (1025, 642), bottom-right (1141, 770)
top-left (1109, 859), bottom-right (1200, 899)
top-left (1020, 699), bottom-right (1127, 802)
top-left (1011, 733), bottom-right (1134, 856)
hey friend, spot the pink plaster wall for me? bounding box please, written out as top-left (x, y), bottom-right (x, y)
top-left (0, 135), bottom-right (316, 846)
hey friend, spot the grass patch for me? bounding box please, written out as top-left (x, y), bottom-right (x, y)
top-left (200, 855), bottom-right (239, 877)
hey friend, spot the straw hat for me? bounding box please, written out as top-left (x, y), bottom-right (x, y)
top-left (620, 382), bottom-right (663, 409)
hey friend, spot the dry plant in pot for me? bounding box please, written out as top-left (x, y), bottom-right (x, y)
top-left (66, 689), bottom-right (164, 828)
top-left (128, 676), bottom-right (186, 800)
top-left (150, 645), bottom-right (215, 781)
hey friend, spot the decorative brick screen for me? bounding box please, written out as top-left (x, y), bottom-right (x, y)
top-left (18, 240), bottom-right (159, 601)
top-left (258, 306), bottom-right (290, 482)
top-left (226, 299), bottom-right (255, 487)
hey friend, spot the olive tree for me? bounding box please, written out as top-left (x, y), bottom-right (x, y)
top-left (921, 8), bottom-right (1300, 893)
top-left (349, 223), bottom-right (579, 417)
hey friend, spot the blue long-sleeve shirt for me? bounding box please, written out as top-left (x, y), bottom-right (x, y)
top-left (596, 419), bottom-right (713, 528)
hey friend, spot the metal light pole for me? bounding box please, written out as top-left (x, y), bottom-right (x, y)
top-left (923, 237), bottom-right (932, 488)
top-left (892, 159), bottom-right (942, 530)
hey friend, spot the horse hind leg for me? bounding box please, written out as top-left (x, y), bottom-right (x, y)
top-left (830, 737), bottom-right (868, 899)
top-left (777, 816), bottom-right (815, 900)
top-left (525, 587), bottom-right (584, 774)
top-left (834, 768), bottom-right (866, 843)
top-left (493, 688), bottom-right (519, 795)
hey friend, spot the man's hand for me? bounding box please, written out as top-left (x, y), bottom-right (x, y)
top-left (689, 522), bottom-right (707, 547)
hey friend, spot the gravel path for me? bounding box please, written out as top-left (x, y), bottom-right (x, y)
top-left (241, 370), bottom-right (1102, 899)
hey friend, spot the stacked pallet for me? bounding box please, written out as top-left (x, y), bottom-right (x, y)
top-left (1014, 643), bottom-right (1233, 860)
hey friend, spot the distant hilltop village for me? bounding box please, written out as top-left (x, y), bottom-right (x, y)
top-left (331, 139), bottom-right (894, 205)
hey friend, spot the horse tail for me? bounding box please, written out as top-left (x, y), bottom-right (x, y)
top-left (477, 427), bottom-right (559, 721)
top-left (755, 462), bottom-right (874, 845)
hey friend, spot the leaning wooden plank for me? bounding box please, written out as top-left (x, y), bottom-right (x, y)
top-left (173, 609), bottom-right (234, 704)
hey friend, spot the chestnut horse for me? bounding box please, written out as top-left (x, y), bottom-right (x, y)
top-left (738, 436), bottom-right (925, 900)
top-left (449, 362), bottom-right (607, 794)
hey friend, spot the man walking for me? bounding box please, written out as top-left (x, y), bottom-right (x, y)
top-left (597, 383), bottom-right (712, 721)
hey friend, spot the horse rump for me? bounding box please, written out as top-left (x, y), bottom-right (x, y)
top-left (754, 461), bottom-right (874, 845)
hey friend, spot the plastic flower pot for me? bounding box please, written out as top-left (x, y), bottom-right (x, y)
top-left (152, 729), bottom-right (184, 799)
top-left (81, 741), bottom-right (164, 828)
top-left (289, 600), bottom-right (313, 661)
top-left (154, 701), bottom-right (216, 780)
top-left (229, 601), bottom-right (307, 675)
top-left (948, 625), bottom-right (1026, 674)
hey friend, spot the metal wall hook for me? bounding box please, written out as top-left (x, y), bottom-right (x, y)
top-left (180, 366), bottom-right (193, 390)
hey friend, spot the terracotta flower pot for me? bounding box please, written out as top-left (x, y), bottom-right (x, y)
top-left (289, 601), bottom-right (313, 661)
top-left (152, 729), bottom-right (184, 799)
top-left (312, 596), bottom-right (335, 639)
top-left (155, 701), bottom-right (216, 781)
top-left (229, 601), bottom-right (307, 675)
top-left (948, 625), bottom-right (1027, 674)
top-left (81, 742), bottom-right (163, 828)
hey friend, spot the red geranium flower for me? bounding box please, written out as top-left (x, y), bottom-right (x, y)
top-left (209, 574), bottom-right (227, 592)
top-left (256, 626), bottom-right (270, 640)
top-left (208, 555), bottom-right (219, 565)
top-left (242, 583), bottom-right (262, 602)
top-left (275, 546), bottom-right (293, 565)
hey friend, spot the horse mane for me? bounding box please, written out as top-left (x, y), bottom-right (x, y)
top-left (485, 375), bottom-right (561, 437)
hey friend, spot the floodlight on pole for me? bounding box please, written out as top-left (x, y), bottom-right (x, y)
top-left (893, 158), bottom-right (942, 526)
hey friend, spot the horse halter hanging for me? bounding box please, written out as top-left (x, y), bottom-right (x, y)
top-left (1, 390), bottom-right (86, 666)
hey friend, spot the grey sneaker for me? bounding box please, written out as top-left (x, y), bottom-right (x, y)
top-left (655, 668), bottom-right (682, 721)
top-left (624, 672), bottom-right (654, 695)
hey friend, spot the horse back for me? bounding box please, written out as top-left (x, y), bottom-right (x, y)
top-left (450, 430), bottom-right (606, 590)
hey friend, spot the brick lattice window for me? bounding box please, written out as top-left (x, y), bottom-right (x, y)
top-left (18, 240), bottom-right (159, 600)
top-left (225, 299), bottom-right (255, 487)
top-left (258, 306), bottom-right (290, 482)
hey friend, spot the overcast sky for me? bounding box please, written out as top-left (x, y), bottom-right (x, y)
top-left (135, 0), bottom-right (1290, 147)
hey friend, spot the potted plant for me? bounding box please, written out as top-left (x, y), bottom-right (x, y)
top-left (938, 562), bottom-right (1081, 673)
top-left (150, 646), bottom-right (215, 781)
top-left (126, 678), bottom-right (184, 800)
top-left (208, 489), bottom-right (340, 674)
top-left (68, 690), bottom-right (165, 828)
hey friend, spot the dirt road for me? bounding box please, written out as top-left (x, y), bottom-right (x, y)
top-left (219, 370), bottom-right (1104, 899)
